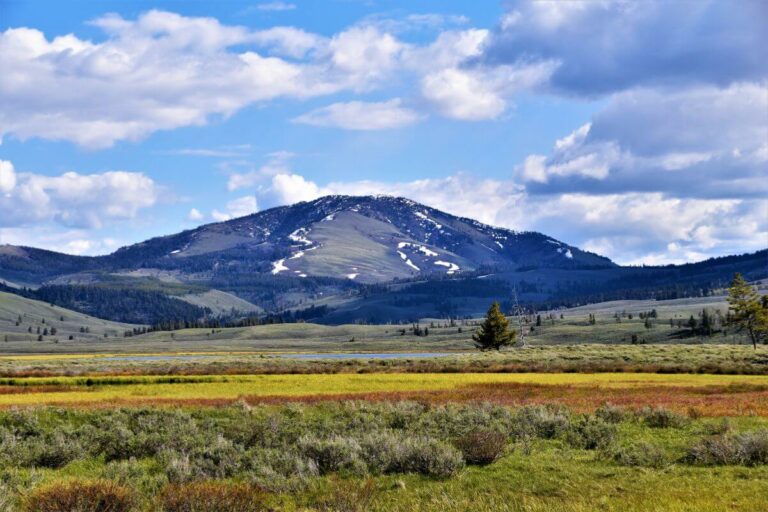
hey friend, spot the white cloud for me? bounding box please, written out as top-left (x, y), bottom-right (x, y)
top-left (0, 227), bottom-right (124, 255)
top-left (0, 162), bottom-right (159, 229)
top-left (420, 62), bottom-right (555, 120)
top-left (0, 160), bottom-right (17, 193)
top-left (211, 195), bottom-right (258, 222)
top-left (227, 151), bottom-right (295, 191)
top-left (187, 208), bottom-right (204, 221)
top-left (254, 2), bottom-right (296, 12)
top-left (293, 99), bottom-right (422, 130)
top-left (269, 173), bottom-right (323, 205)
top-left (0, 12), bottom-right (342, 148)
top-left (326, 26), bottom-right (404, 89)
top-left (251, 27), bottom-right (324, 58)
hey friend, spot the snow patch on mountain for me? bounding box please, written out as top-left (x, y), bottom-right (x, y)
top-left (271, 259), bottom-right (288, 275)
top-left (288, 228), bottom-right (313, 246)
top-left (434, 260), bottom-right (460, 274)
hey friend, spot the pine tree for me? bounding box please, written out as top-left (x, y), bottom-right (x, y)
top-left (727, 273), bottom-right (767, 349)
top-left (473, 302), bottom-right (515, 351)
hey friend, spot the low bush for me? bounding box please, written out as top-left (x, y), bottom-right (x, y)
top-left (392, 437), bottom-right (465, 478)
top-left (686, 430), bottom-right (768, 466)
top-left (23, 480), bottom-right (135, 512)
top-left (453, 429), bottom-right (508, 465)
top-left (511, 405), bottom-right (571, 440)
top-left (639, 407), bottom-right (688, 429)
top-left (156, 481), bottom-right (271, 512)
top-left (595, 403), bottom-right (627, 424)
top-left (610, 442), bottom-right (669, 468)
top-left (566, 416), bottom-right (617, 450)
top-left (298, 435), bottom-right (366, 475)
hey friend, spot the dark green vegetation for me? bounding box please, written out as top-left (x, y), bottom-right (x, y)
top-left (473, 302), bottom-right (515, 350)
top-left (1, 196), bottom-right (765, 325)
top-left (0, 402), bottom-right (766, 511)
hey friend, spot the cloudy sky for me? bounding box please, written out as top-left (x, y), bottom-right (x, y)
top-left (0, 0), bottom-right (766, 264)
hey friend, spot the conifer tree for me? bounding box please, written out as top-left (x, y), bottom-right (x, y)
top-left (473, 302), bottom-right (515, 351)
top-left (727, 273), bottom-right (768, 349)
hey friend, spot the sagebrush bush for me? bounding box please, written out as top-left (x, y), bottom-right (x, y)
top-left (639, 407), bottom-right (688, 429)
top-left (595, 403), bottom-right (627, 424)
top-left (391, 437), bottom-right (465, 478)
top-left (23, 479), bottom-right (135, 512)
top-left (298, 435), bottom-right (366, 475)
top-left (511, 404), bottom-right (571, 440)
top-left (453, 429), bottom-right (507, 465)
top-left (246, 448), bottom-right (318, 491)
top-left (156, 481), bottom-right (271, 512)
top-left (686, 430), bottom-right (768, 466)
top-left (0, 428), bottom-right (82, 468)
top-left (610, 442), bottom-right (669, 468)
top-left (566, 416), bottom-right (617, 450)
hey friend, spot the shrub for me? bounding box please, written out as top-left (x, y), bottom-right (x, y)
top-left (246, 449), bottom-right (318, 491)
top-left (0, 429), bottom-right (82, 468)
top-left (611, 442), bottom-right (669, 468)
top-left (453, 429), bottom-right (507, 465)
top-left (511, 405), bottom-right (571, 440)
top-left (391, 437), bottom-right (465, 478)
top-left (156, 481), bottom-right (271, 512)
top-left (595, 403), bottom-right (627, 424)
top-left (639, 407), bottom-right (688, 429)
top-left (298, 435), bottom-right (366, 475)
top-left (23, 480), bottom-right (135, 512)
top-left (686, 430), bottom-right (768, 466)
top-left (566, 416), bottom-right (617, 450)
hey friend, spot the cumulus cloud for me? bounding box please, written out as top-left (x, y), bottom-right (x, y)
top-left (420, 62), bottom-right (555, 120)
top-left (0, 160), bottom-right (17, 193)
top-left (0, 160), bottom-right (159, 229)
top-left (186, 208), bottom-right (204, 222)
top-left (227, 151), bottom-right (295, 191)
top-left (484, 0), bottom-right (768, 95)
top-left (211, 195), bottom-right (258, 222)
top-left (0, 11), bottom-right (343, 148)
top-left (518, 83), bottom-right (768, 201)
top-left (0, 227), bottom-right (123, 255)
top-left (293, 99), bottom-right (422, 130)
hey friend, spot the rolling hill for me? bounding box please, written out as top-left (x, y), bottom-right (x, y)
top-left (0, 291), bottom-right (139, 342)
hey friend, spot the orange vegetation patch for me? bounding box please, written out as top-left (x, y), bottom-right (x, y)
top-left (15, 382), bottom-right (768, 416)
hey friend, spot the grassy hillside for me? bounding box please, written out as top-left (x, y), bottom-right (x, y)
top-left (0, 291), bottom-right (139, 343)
top-left (0, 294), bottom-right (755, 354)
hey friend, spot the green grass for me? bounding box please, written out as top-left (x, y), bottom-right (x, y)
top-left (1, 403), bottom-right (767, 511)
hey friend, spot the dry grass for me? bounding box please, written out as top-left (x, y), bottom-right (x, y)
top-left (22, 480), bottom-right (135, 512)
top-left (156, 481), bottom-right (272, 512)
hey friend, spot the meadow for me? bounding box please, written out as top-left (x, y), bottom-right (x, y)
top-left (1, 295), bottom-right (767, 510)
top-left (1, 401), bottom-right (767, 511)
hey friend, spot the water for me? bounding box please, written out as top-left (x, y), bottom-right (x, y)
top-left (94, 353), bottom-right (455, 362)
top-left (278, 352), bottom-right (454, 360)
top-left (97, 355), bottom-right (220, 362)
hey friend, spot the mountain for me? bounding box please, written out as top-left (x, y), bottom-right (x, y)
top-left (0, 195), bottom-right (765, 324)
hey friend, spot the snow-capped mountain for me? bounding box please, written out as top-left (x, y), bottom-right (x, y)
top-left (107, 195), bottom-right (613, 283)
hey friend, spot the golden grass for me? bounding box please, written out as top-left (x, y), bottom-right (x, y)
top-left (3, 372), bottom-right (768, 414)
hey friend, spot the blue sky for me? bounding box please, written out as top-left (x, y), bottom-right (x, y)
top-left (0, 0), bottom-right (766, 264)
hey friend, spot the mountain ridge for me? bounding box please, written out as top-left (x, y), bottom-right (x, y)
top-left (0, 195), bottom-right (765, 324)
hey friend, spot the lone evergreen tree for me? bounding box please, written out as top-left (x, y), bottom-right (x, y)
top-left (727, 273), bottom-right (768, 349)
top-left (473, 302), bottom-right (515, 351)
